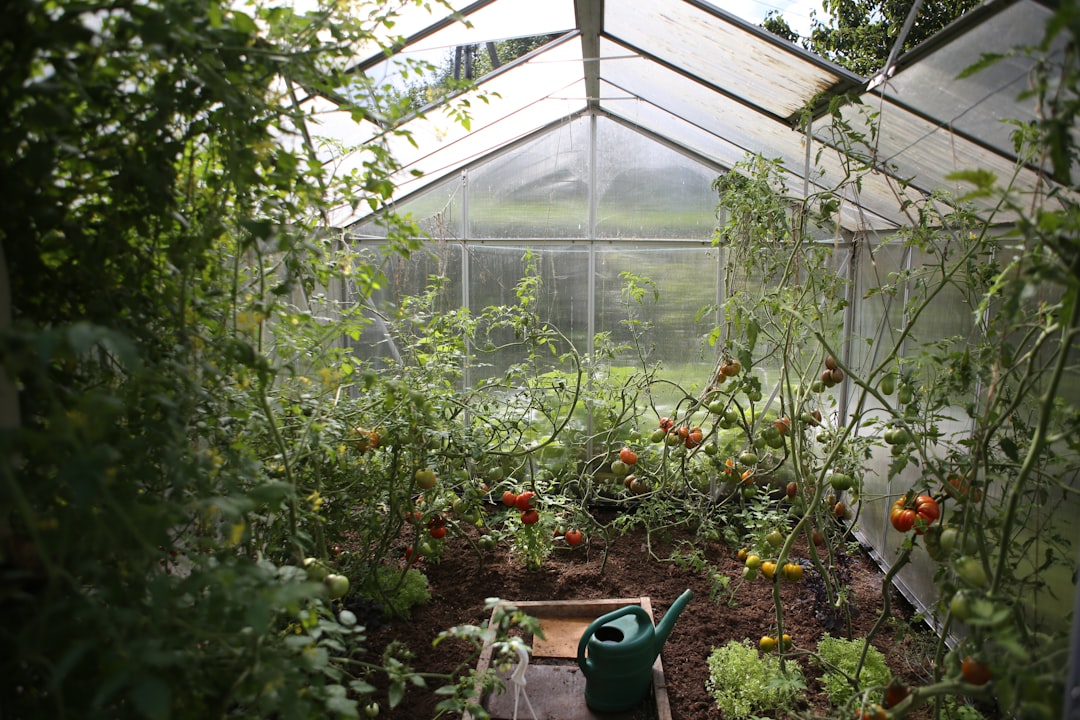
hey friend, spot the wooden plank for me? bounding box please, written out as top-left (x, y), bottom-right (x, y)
top-left (533, 616), bottom-right (594, 657)
top-left (464, 597), bottom-right (672, 720)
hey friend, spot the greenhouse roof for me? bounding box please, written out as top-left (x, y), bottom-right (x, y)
top-left (318, 0), bottom-right (1066, 232)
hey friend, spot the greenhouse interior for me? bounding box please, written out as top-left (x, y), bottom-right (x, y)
top-left (3, 0), bottom-right (1079, 718)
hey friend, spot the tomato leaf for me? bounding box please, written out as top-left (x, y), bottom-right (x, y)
top-left (1000, 436), bottom-right (1019, 462)
top-left (388, 680), bottom-right (405, 708)
top-left (131, 675), bottom-right (172, 720)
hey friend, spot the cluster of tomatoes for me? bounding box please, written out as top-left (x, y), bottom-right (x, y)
top-left (889, 493), bottom-right (940, 534)
top-left (738, 532), bottom-right (804, 583)
top-left (500, 490), bottom-right (586, 546)
top-left (811, 355), bottom-right (844, 392)
top-left (501, 489), bottom-right (539, 525)
top-left (611, 445), bottom-right (651, 494)
top-left (714, 358), bottom-right (742, 384)
top-left (351, 426), bottom-right (381, 453)
top-left (651, 417), bottom-right (704, 450)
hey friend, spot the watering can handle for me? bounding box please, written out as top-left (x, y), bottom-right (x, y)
top-left (576, 605), bottom-right (652, 675)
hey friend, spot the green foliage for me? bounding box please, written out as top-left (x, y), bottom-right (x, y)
top-left (364, 567), bottom-right (431, 619)
top-left (705, 640), bottom-right (806, 719)
top-left (0, 0), bottom-right (504, 718)
top-left (815, 634), bottom-right (892, 706)
top-left (764, 0), bottom-right (980, 76)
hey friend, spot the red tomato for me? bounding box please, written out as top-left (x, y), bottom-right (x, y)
top-left (685, 428), bottom-right (703, 449)
top-left (890, 499), bottom-right (916, 533)
top-left (429, 525), bottom-right (447, 539)
top-left (514, 491), bottom-right (536, 511)
top-left (884, 681), bottom-right (909, 708)
top-left (520, 509), bottom-right (540, 525)
top-left (619, 447), bottom-right (638, 465)
top-left (914, 494), bottom-right (940, 532)
top-left (961, 656), bottom-right (991, 686)
top-left (658, 417), bottom-right (674, 432)
top-left (946, 474), bottom-right (983, 503)
top-left (564, 529), bottom-right (584, 546)
top-left (774, 417), bottom-right (791, 435)
top-left (501, 491), bottom-right (518, 507)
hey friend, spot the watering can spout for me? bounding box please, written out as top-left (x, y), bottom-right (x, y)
top-left (653, 589), bottom-right (693, 653)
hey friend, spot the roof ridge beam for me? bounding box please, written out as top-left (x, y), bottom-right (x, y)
top-left (575, 0), bottom-right (603, 112)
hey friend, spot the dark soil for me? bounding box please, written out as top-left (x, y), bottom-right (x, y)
top-left (358, 508), bottom-right (943, 719)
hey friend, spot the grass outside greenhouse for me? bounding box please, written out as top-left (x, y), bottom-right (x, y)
top-left (2, 1), bottom-right (1078, 719)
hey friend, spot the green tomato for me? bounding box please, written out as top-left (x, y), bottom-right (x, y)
top-left (325, 573), bottom-right (350, 600)
top-left (414, 468), bottom-right (437, 489)
top-left (949, 590), bottom-right (973, 621)
top-left (766, 530), bottom-right (783, 547)
top-left (879, 375), bottom-right (895, 395)
top-left (939, 526), bottom-right (959, 554)
top-left (955, 556), bottom-right (989, 588)
top-left (828, 473), bottom-right (852, 492)
top-left (764, 432), bottom-right (785, 449)
top-left (364, 702), bottom-right (380, 718)
top-left (303, 557), bottom-right (330, 582)
top-left (739, 451), bottom-right (759, 466)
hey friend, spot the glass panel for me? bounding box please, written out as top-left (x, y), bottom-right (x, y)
top-left (594, 119), bottom-right (720, 239)
top-left (333, 39), bottom-right (587, 227)
top-left (468, 119), bottom-right (590, 239)
top-left (595, 245), bottom-right (722, 412)
top-left (600, 38), bottom-right (800, 158)
top-left (361, 0), bottom-right (576, 91)
top-left (349, 0), bottom-right (486, 62)
top-left (350, 173), bottom-right (464, 240)
top-left (605, 0), bottom-right (853, 120)
top-left (348, 243), bottom-right (464, 367)
top-left (884, 1), bottom-right (1058, 158)
top-left (599, 39), bottom-right (904, 230)
top-left (835, 97), bottom-right (1046, 223)
top-left (466, 244), bottom-right (589, 382)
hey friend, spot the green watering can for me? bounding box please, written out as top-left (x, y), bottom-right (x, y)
top-left (576, 589), bottom-right (694, 713)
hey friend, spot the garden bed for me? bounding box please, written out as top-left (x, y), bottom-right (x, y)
top-left (359, 508), bottom-right (979, 719)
